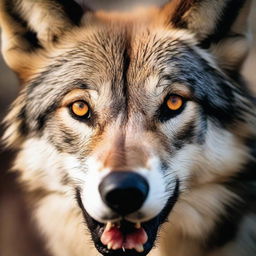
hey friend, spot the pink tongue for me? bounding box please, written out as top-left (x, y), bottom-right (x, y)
top-left (101, 226), bottom-right (148, 251)
top-left (124, 229), bottom-right (148, 250)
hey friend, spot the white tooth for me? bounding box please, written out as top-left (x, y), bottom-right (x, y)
top-left (112, 243), bottom-right (120, 250)
top-left (135, 222), bottom-right (141, 229)
top-left (107, 242), bottom-right (113, 250)
top-left (122, 246), bottom-right (126, 252)
top-left (106, 222), bottom-right (112, 231)
top-left (135, 245), bottom-right (144, 253)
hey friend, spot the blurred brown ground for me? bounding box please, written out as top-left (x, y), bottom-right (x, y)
top-left (0, 1), bottom-right (255, 256)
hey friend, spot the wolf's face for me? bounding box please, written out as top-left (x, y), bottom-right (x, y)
top-left (1, 1), bottom-right (255, 256)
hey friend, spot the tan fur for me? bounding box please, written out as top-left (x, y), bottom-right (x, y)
top-left (1, 1), bottom-right (255, 256)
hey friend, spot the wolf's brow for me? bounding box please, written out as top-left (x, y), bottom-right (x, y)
top-left (156, 75), bottom-right (189, 89)
top-left (71, 79), bottom-right (98, 92)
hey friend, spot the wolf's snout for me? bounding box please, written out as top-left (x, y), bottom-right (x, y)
top-left (99, 171), bottom-right (149, 215)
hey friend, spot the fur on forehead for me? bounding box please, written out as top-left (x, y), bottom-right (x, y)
top-left (0, 0), bottom-right (252, 82)
top-left (1, 1), bottom-right (255, 149)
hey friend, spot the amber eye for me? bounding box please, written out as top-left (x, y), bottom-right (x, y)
top-left (71, 101), bottom-right (90, 117)
top-left (166, 95), bottom-right (184, 111)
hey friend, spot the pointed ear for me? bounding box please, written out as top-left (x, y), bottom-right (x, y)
top-left (0, 0), bottom-right (85, 83)
top-left (163, 0), bottom-right (252, 73)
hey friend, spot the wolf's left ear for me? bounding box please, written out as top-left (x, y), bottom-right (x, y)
top-left (163, 0), bottom-right (252, 73)
top-left (0, 0), bottom-right (86, 82)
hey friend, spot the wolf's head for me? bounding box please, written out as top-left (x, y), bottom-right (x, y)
top-left (1, 1), bottom-right (255, 256)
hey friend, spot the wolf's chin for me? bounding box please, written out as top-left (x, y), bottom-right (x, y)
top-left (75, 180), bottom-right (179, 255)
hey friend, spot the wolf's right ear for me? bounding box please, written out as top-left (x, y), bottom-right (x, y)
top-left (0, 0), bottom-right (86, 83)
top-left (162, 0), bottom-right (252, 74)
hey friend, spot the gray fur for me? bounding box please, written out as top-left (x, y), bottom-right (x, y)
top-left (1, 1), bottom-right (256, 256)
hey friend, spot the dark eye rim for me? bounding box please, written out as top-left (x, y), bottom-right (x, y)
top-left (69, 100), bottom-right (91, 121)
top-left (158, 94), bottom-right (187, 122)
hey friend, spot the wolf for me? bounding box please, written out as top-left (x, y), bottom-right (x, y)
top-left (0, 0), bottom-right (256, 256)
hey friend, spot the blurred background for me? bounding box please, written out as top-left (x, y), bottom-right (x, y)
top-left (0, 1), bottom-right (255, 256)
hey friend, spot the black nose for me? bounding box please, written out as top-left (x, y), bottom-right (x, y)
top-left (99, 171), bottom-right (149, 215)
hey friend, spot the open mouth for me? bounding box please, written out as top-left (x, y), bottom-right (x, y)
top-left (76, 180), bottom-right (179, 256)
top-left (101, 220), bottom-right (148, 252)
top-left (85, 217), bottom-right (158, 256)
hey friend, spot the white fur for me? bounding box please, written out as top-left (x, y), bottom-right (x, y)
top-left (81, 156), bottom-right (175, 224)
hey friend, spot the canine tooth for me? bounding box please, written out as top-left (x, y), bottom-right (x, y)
top-left (107, 242), bottom-right (113, 250)
top-left (122, 246), bottom-right (126, 252)
top-left (112, 243), bottom-right (120, 250)
top-left (106, 222), bottom-right (112, 231)
top-left (135, 222), bottom-right (141, 229)
top-left (135, 244), bottom-right (144, 253)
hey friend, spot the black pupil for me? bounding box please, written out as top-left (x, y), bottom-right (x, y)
top-left (170, 96), bottom-right (179, 104)
top-left (77, 102), bottom-right (85, 109)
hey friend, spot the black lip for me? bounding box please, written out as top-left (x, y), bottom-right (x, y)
top-left (76, 180), bottom-right (179, 256)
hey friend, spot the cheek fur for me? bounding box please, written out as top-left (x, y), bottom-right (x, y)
top-left (168, 121), bottom-right (250, 189)
top-left (45, 109), bottom-right (94, 153)
top-left (159, 102), bottom-right (198, 143)
top-left (14, 138), bottom-right (70, 192)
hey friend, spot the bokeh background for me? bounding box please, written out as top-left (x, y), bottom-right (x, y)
top-left (0, 1), bottom-right (255, 255)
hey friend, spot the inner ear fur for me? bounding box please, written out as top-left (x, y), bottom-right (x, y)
top-left (0, 0), bottom-right (84, 82)
top-left (163, 0), bottom-right (252, 73)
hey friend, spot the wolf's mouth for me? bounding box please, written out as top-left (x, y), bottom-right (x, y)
top-left (100, 220), bottom-right (148, 252)
top-left (86, 218), bottom-right (158, 256)
top-left (76, 180), bottom-right (179, 256)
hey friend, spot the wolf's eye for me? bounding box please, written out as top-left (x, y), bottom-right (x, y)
top-left (158, 94), bottom-right (186, 122)
top-left (71, 101), bottom-right (90, 118)
top-left (166, 95), bottom-right (183, 111)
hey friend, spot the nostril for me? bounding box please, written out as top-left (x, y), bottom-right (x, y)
top-left (99, 171), bottom-right (149, 215)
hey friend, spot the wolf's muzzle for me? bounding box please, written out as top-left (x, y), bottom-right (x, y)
top-left (99, 171), bottom-right (149, 215)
